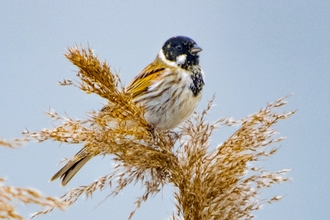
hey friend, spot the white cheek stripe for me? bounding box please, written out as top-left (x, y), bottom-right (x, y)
top-left (158, 49), bottom-right (178, 67)
top-left (176, 54), bottom-right (187, 65)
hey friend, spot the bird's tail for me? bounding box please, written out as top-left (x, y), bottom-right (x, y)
top-left (50, 149), bottom-right (93, 186)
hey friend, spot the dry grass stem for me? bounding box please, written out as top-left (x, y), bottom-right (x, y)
top-left (0, 141), bottom-right (67, 220)
top-left (21, 46), bottom-right (293, 219)
top-left (0, 139), bottom-right (23, 149)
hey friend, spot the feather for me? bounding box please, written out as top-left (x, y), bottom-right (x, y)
top-left (127, 60), bottom-right (168, 99)
top-left (50, 149), bottom-right (93, 186)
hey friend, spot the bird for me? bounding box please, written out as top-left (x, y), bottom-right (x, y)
top-left (50, 36), bottom-right (205, 186)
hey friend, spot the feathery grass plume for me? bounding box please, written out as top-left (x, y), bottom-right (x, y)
top-left (22, 46), bottom-right (293, 219)
top-left (0, 139), bottom-right (22, 148)
top-left (0, 140), bottom-right (67, 220)
top-left (170, 96), bottom-right (293, 220)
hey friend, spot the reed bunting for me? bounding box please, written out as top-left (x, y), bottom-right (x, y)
top-left (51, 36), bottom-right (205, 186)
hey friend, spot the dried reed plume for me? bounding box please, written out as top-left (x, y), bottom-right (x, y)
top-left (22, 46), bottom-right (293, 219)
top-left (0, 140), bottom-right (66, 220)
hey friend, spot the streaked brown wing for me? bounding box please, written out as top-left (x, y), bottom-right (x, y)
top-left (126, 61), bottom-right (166, 99)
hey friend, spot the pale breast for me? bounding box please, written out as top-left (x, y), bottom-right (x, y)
top-left (136, 68), bottom-right (203, 130)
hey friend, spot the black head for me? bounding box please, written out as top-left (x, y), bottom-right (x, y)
top-left (161, 36), bottom-right (202, 69)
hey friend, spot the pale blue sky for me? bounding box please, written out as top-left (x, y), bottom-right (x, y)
top-left (1, 1), bottom-right (329, 219)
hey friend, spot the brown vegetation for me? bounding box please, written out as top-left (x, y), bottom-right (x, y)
top-left (0, 140), bottom-right (66, 220)
top-left (2, 46), bottom-right (293, 219)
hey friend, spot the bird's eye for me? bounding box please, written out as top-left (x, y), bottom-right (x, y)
top-left (176, 45), bottom-right (183, 50)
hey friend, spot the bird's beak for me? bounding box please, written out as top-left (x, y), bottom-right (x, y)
top-left (191, 44), bottom-right (202, 54)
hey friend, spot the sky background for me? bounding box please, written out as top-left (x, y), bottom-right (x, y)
top-left (1, 1), bottom-right (329, 219)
